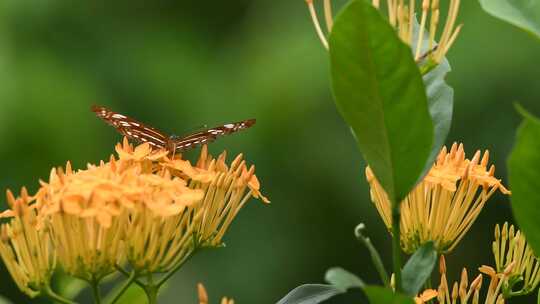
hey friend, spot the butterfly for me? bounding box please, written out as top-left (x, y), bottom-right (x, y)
top-left (91, 105), bottom-right (256, 153)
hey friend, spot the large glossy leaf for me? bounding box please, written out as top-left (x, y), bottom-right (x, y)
top-left (508, 105), bottom-right (540, 255)
top-left (325, 267), bottom-right (366, 292)
top-left (364, 286), bottom-right (414, 304)
top-left (329, 0), bottom-right (433, 203)
top-left (276, 284), bottom-right (343, 304)
top-left (401, 242), bottom-right (437, 296)
top-left (480, 0), bottom-right (540, 39)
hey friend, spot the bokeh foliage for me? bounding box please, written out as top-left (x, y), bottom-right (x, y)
top-left (0, 0), bottom-right (538, 303)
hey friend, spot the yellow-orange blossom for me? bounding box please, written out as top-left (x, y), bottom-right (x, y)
top-left (0, 138), bottom-right (268, 296)
top-left (367, 143), bottom-right (510, 254)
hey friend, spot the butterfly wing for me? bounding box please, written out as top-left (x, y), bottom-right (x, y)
top-left (92, 105), bottom-right (169, 149)
top-left (172, 134), bottom-right (218, 151)
top-left (171, 119), bottom-right (256, 152)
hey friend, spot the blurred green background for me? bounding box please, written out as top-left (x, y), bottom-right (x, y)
top-left (0, 0), bottom-right (539, 303)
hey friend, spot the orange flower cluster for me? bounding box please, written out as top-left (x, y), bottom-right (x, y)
top-left (367, 143), bottom-right (510, 253)
top-left (0, 138), bottom-right (268, 295)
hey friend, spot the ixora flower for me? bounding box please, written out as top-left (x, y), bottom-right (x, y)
top-left (197, 283), bottom-right (234, 304)
top-left (432, 255), bottom-right (512, 304)
top-left (305, 0), bottom-right (462, 63)
top-left (0, 189), bottom-right (55, 298)
top-left (0, 138), bottom-right (268, 297)
top-left (414, 289), bottom-right (438, 304)
top-left (367, 143), bottom-right (510, 254)
top-left (492, 222), bottom-right (540, 296)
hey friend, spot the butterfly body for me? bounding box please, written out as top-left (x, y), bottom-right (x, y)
top-left (92, 105), bottom-right (255, 153)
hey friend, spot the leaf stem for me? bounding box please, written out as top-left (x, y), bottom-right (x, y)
top-left (392, 203), bottom-right (403, 292)
top-left (355, 223), bottom-right (389, 287)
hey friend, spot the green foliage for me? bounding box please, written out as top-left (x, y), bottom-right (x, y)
top-left (508, 105), bottom-right (540, 256)
top-left (401, 242), bottom-right (437, 296)
top-left (0, 0), bottom-right (538, 303)
top-left (276, 284), bottom-right (343, 304)
top-left (325, 267), bottom-right (365, 292)
top-left (479, 0), bottom-right (540, 39)
top-left (329, 0), bottom-right (433, 204)
top-left (364, 286), bottom-right (415, 304)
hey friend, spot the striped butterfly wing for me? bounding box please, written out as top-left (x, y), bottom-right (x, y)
top-left (92, 105), bottom-right (169, 149)
top-left (172, 119), bottom-right (256, 152)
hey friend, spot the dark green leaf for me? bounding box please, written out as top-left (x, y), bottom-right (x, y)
top-left (508, 105), bottom-right (540, 256)
top-left (325, 267), bottom-right (366, 292)
top-left (329, 0), bottom-right (433, 203)
top-left (479, 0), bottom-right (540, 39)
top-left (365, 286), bottom-right (414, 304)
top-left (276, 284), bottom-right (343, 304)
top-left (402, 242), bottom-right (437, 296)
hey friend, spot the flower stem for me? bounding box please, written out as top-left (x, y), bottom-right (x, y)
top-left (145, 287), bottom-right (158, 304)
top-left (144, 274), bottom-right (158, 304)
top-left (116, 265), bottom-right (145, 288)
top-left (305, 0), bottom-right (329, 49)
top-left (110, 270), bottom-right (138, 304)
top-left (392, 203), bottom-right (403, 292)
top-left (355, 223), bottom-right (389, 287)
top-left (323, 0), bottom-right (334, 32)
top-left (43, 285), bottom-right (79, 304)
top-left (90, 278), bottom-right (102, 304)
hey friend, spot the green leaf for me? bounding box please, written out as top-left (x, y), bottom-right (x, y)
top-left (325, 267), bottom-right (366, 292)
top-left (365, 286), bottom-right (415, 304)
top-left (508, 105), bottom-right (540, 256)
top-left (329, 0), bottom-right (433, 203)
top-left (401, 242), bottom-right (437, 296)
top-left (479, 0), bottom-right (540, 39)
top-left (276, 284), bottom-right (343, 304)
